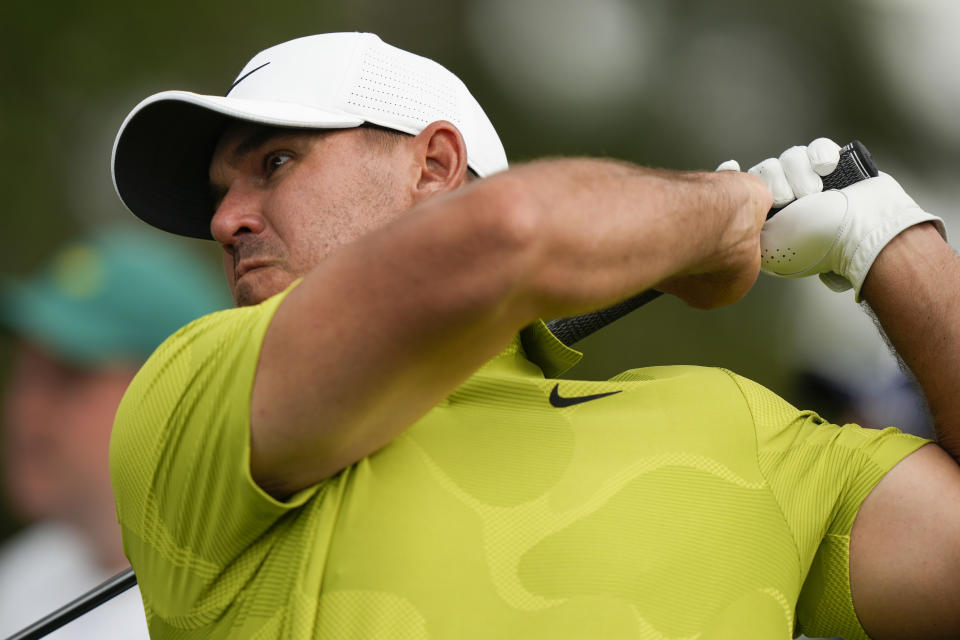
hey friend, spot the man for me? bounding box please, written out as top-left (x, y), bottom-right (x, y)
top-left (109, 33), bottom-right (960, 639)
top-left (0, 227), bottom-right (231, 637)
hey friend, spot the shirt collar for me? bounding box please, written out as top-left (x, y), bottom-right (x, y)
top-left (479, 320), bottom-right (583, 379)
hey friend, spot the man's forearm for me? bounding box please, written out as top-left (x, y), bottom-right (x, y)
top-left (861, 222), bottom-right (960, 457)
top-left (497, 159), bottom-right (771, 314)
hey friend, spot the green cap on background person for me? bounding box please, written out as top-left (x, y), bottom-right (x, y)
top-left (0, 226), bottom-right (232, 366)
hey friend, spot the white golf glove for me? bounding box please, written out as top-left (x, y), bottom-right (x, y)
top-left (721, 138), bottom-right (945, 300)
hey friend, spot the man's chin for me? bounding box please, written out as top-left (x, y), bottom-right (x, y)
top-left (233, 271), bottom-right (291, 307)
top-left (234, 288), bottom-right (261, 307)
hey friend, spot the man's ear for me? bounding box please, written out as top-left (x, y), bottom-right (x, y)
top-left (411, 121), bottom-right (469, 199)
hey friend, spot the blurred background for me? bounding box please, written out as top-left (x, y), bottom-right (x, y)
top-left (1, 0), bottom-right (956, 577)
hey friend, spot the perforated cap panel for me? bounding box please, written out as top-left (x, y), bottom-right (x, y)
top-left (348, 39), bottom-right (464, 134)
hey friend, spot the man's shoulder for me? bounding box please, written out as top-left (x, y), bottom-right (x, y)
top-left (610, 363), bottom-right (734, 383)
top-left (610, 363), bottom-right (760, 428)
top-left (609, 364), bottom-right (751, 403)
top-left (606, 364), bottom-right (802, 448)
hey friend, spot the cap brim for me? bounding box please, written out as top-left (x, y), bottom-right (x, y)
top-left (111, 91), bottom-right (364, 239)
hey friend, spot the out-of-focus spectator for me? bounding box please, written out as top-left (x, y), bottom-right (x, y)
top-left (0, 226), bottom-right (231, 637)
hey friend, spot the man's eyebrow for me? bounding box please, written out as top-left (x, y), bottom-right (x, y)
top-left (231, 127), bottom-right (289, 161)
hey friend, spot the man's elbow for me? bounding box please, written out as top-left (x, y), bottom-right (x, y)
top-left (451, 175), bottom-right (545, 313)
top-left (469, 174), bottom-right (541, 258)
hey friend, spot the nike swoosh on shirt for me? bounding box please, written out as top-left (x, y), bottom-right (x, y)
top-left (548, 383), bottom-right (622, 408)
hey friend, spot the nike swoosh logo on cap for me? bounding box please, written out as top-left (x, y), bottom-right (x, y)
top-left (227, 61), bottom-right (271, 94)
top-left (548, 383), bottom-right (622, 408)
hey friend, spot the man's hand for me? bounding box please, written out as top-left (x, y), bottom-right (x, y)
top-left (655, 170), bottom-right (772, 309)
top-left (746, 137), bottom-right (945, 299)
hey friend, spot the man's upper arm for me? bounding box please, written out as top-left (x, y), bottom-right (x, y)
top-left (728, 371), bottom-right (937, 638)
top-left (849, 443), bottom-right (960, 640)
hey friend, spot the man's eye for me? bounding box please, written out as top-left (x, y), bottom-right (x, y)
top-left (264, 151), bottom-right (292, 175)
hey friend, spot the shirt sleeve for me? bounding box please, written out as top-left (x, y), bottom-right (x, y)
top-left (109, 283), bottom-right (319, 623)
top-left (725, 371), bottom-right (930, 640)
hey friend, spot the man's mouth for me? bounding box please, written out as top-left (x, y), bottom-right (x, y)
top-left (236, 260), bottom-right (273, 279)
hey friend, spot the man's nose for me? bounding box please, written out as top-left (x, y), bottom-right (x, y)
top-left (210, 187), bottom-right (267, 244)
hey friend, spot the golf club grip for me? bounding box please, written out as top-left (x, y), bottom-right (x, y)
top-left (545, 289), bottom-right (663, 347)
top-left (4, 568), bottom-right (137, 640)
top-left (546, 141), bottom-right (878, 347)
top-left (767, 140), bottom-right (878, 219)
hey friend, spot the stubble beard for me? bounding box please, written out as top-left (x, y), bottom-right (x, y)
top-left (231, 235), bottom-right (292, 307)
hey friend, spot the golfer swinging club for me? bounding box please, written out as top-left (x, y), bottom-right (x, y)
top-left (108, 32), bottom-right (960, 639)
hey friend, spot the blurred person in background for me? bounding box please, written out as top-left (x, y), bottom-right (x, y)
top-left (0, 226), bottom-right (231, 637)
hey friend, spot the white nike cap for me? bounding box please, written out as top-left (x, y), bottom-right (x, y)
top-left (111, 32), bottom-right (509, 239)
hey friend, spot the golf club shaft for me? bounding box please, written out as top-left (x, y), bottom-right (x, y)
top-left (4, 568), bottom-right (137, 640)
